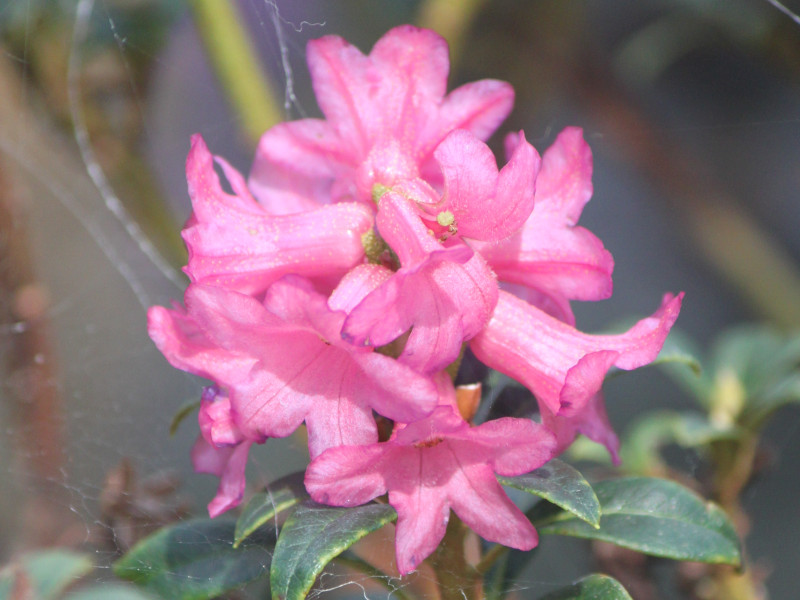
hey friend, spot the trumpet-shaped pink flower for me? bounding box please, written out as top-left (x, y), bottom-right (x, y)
top-left (470, 290), bottom-right (683, 418)
top-left (305, 374), bottom-right (556, 575)
top-left (249, 25), bottom-right (515, 213)
top-left (343, 192), bottom-right (498, 373)
top-left (183, 134), bottom-right (374, 295)
top-left (148, 276), bottom-right (439, 460)
top-left (475, 127), bottom-right (614, 324)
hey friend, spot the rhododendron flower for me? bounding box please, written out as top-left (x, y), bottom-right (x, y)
top-left (183, 135), bottom-right (374, 295)
top-left (470, 290), bottom-right (683, 436)
top-left (148, 276), bottom-right (439, 463)
top-left (475, 127), bottom-right (614, 325)
top-left (305, 374), bottom-right (557, 574)
top-left (249, 25), bottom-right (515, 213)
top-left (342, 191), bottom-right (499, 373)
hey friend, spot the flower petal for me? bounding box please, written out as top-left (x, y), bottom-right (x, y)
top-left (249, 120), bottom-right (352, 214)
top-left (191, 435), bottom-right (253, 517)
top-left (183, 134), bottom-right (373, 294)
top-left (435, 129), bottom-right (538, 242)
top-left (470, 290), bottom-right (683, 414)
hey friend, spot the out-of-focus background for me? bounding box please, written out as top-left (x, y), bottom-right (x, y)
top-left (1, 1), bottom-right (799, 598)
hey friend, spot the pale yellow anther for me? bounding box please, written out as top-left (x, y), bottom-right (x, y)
top-left (436, 210), bottom-right (455, 227)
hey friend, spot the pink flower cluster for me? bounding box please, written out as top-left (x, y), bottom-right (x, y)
top-left (148, 26), bottom-right (682, 575)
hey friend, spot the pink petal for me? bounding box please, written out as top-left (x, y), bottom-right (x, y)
top-left (249, 120), bottom-right (352, 214)
top-left (470, 290), bottom-right (683, 414)
top-left (183, 135), bottom-right (373, 294)
top-left (191, 435), bottom-right (253, 517)
top-left (390, 481), bottom-right (451, 575)
top-left (198, 387), bottom-right (246, 447)
top-left (435, 129), bottom-right (538, 242)
top-left (479, 127), bottom-right (612, 312)
top-left (540, 393), bottom-right (620, 464)
top-left (447, 463), bottom-right (538, 551)
top-left (306, 35), bottom-right (374, 153)
top-left (533, 126), bottom-right (594, 224)
top-left (450, 416), bottom-right (556, 476)
top-left (328, 264), bottom-right (393, 314)
top-left (430, 79), bottom-right (515, 149)
top-left (305, 444), bottom-right (393, 507)
top-left (370, 25), bottom-right (450, 112)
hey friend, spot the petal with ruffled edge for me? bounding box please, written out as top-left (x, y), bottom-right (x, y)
top-left (434, 129), bottom-right (539, 242)
top-left (477, 128), bottom-right (613, 323)
top-left (191, 435), bottom-right (253, 517)
top-left (539, 392), bottom-right (620, 464)
top-left (183, 135), bottom-right (373, 294)
top-left (470, 290), bottom-right (683, 415)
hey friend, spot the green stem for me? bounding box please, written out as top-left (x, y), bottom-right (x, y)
top-left (189, 0), bottom-right (282, 145)
top-left (429, 515), bottom-right (481, 600)
top-left (334, 553), bottom-right (415, 600)
top-left (475, 543), bottom-right (508, 576)
top-left (417, 0), bottom-right (488, 68)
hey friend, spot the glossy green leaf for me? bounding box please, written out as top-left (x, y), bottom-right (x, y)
top-left (114, 517), bottom-right (272, 600)
top-left (235, 471), bottom-right (307, 548)
top-left (532, 477), bottom-right (741, 566)
top-left (0, 549), bottom-right (92, 600)
top-left (270, 500), bottom-right (397, 600)
top-left (539, 574), bottom-right (632, 599)
top-left (499, 459), bottom-right (601, 527)
top-left (652, 330), bottom-right (709, 402)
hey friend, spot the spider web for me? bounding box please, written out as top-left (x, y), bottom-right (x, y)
top-left (1, 1), bottom-right (800, 598)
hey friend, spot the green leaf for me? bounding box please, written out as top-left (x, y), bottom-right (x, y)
top-left (66, 584), bottom-right (158, 600)
top-left (270, 500), bottom-right (397, 600)
top-left (235, 471), bottom-right (308, 548)
top-left (620, 411), bottom-right (739, 474)
top-left (741, 373), bottom-right (800, 429)
top-left (539, 574), bottom-right (632, 599)
top-left (532, 477), bottom-right (741, 566)
top-left (499, 459), bottom-right (601, 527)
top-left (169, 400), bottom-right (201, 436)
top-left (0, 549), bottom-right (93, 600)
top-left (114, 517), bottom-right (272, 600)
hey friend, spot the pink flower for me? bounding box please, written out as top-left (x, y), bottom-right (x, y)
top-left (147, 276), bottom-right (438, 460)
top-left (305, 374), bottom-right (556, 575)
top-left (182, 134), bottom-right (374, 295)
top-left (342, 192), bottom-right (499, 373)
top-left (475, 127), bottom-right (614, 324)
top-left (249, 25), bottom-right (515, 213)
top-left (470, 290), bottom-right (683, 421)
